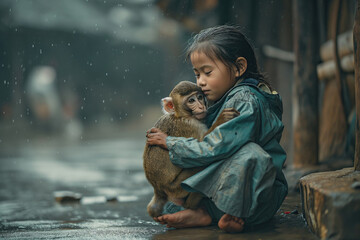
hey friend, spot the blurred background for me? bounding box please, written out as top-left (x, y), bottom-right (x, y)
top-left (0, 0), bottom-right (357, 165)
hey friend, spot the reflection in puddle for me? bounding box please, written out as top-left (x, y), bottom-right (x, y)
top-left (0, 202), bottom-right (22, 215)
top-left (1, 218), bottom-right (160, 231)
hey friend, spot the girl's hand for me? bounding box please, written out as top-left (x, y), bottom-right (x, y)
top-left (146, 128), bottom-right (168, 150)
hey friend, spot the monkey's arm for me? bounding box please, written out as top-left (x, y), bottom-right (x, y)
top-left (203, 108), bottom-right (239, 137)
top-left (167, 96), bottom-right (260, 168)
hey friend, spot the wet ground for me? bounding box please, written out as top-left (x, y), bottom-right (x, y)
top-left (0, 134), bottom-right (317, 239)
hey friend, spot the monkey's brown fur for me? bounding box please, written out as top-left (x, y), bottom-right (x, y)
top-left (143, 81), bottom-right (238, 218)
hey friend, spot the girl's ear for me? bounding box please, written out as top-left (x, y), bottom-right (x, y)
top-left (161, 97), bottom-right (175, 114)
top-left (235, 57), bottom-right (247, 78)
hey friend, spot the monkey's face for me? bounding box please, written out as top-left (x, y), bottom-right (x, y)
top-left (184, 91), bottom-right (207, 120)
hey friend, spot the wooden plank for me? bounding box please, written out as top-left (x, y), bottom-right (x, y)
top-left (317, 53), bottom-right (354, 81)
top-left (320, 31), bottom-right (354, 61)
top-left (293, 0), bottom-right (319, 167)
top-left (354, 0), bottom-right (360, 171)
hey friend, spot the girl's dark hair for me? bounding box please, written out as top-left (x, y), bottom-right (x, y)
top-left (185, 25), bottom-right (271, 89)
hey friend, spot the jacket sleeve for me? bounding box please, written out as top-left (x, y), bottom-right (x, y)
top-left (166, 91), bottom-right (261, 168)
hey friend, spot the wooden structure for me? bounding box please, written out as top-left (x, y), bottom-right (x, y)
top-left (355, 0), bottom-right (360, 171)
top-left (299, 2), bottom-right (360, 240)
top-left (292, 0), bottom-right (319, 167)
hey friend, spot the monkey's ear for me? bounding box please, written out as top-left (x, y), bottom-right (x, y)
top-left (161, 97), bottom-right (175, 114)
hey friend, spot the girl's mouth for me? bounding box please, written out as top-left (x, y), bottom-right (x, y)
top-left (202, 90), bottom-right (210, 96)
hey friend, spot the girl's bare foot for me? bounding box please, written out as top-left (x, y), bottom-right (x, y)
top-left (153, 208), bottom-right (212, 228)
top-left (218, 214), bottom-right (245, 233)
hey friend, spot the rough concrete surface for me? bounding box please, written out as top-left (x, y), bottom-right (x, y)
top-left (0, 135), bottom-right (316, 239)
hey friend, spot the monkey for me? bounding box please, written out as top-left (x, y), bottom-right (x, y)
top-left (143, 81), bottom-right (240, 218)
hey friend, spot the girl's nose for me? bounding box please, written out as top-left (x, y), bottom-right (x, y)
top-left (197, 76), bottom-right (206, 87)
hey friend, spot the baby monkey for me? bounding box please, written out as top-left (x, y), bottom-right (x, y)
top-left (143, 81), bottom-right (239, 218)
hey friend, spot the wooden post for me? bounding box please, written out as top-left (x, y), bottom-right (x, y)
top-left (354, 0), bottom-right (360, 171)
top-left (293, 0), bottom-right (319, 167)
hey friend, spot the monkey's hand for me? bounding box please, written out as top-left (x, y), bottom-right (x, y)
top-left (146, 128), bottom-right (168, 150)
top-left (204, 108), bottom-right (240, 136)
top-left (218, 108), bottom-right (240, 123)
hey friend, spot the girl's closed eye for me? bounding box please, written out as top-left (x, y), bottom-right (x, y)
top-left (205, 71), bottom-right (212, 75)
top-left (194, 70), bottom-right (200, 79)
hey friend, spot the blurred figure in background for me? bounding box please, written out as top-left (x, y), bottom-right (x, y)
top-left (26, 66), bottom-right (83, 140)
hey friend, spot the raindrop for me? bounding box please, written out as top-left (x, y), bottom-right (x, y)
top-left (95, 119), bottom-right (98, 123)
top-left (105, 73), bottom-right (108, 76)
top-left (140, 114), bottom-right (143, 117)
top-left (32, 44), bottom-right (35, 48)
top-left (81, 106), bottom-right (84, 110)
top-left (39, 49), bottom-right (42, 54)
top-left (68, 43), bottom-right (71, 46)
top-left (147, 91), bottom-right (150, 95)
top-left (102, 100), bottom-right (105, 103)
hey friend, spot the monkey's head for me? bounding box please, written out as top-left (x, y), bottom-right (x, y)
top-left (162, 81), bottom-right (207, 120)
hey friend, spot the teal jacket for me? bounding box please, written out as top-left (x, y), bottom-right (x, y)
top-left (165, 78), bottom-right (288, 224)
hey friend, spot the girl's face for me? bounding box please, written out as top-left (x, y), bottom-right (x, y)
top-left (191, 51), bottom-right (238, 103)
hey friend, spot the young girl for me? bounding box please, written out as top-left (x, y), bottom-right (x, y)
top-left (146, 25), bottom-right (288, 233)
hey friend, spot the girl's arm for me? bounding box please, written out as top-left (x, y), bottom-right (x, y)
top-left (147, 94), bottom-right (260, 168)
top-left (146, 128), bottom-right (168, 149)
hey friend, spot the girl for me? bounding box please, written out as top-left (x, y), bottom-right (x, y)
top-left (146, 25), bottom-right (288, 233)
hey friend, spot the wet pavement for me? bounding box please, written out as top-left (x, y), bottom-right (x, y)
top-left (0, 135), bottom-right (317, 239)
